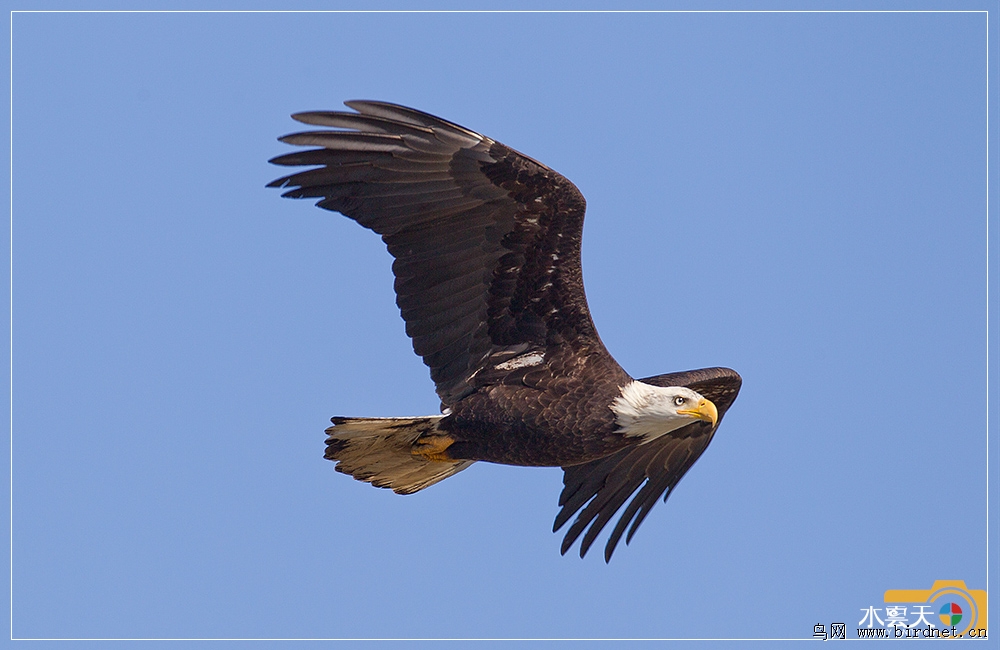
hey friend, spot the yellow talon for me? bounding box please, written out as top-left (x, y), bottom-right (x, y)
top-left (411, 434), bottom-right (456, 462)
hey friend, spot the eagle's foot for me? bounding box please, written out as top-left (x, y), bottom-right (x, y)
top-left (411, 433), bottom-right (456, 462)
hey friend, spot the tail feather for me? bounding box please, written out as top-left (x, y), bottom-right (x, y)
top-left (324, 416), bottom-right (473, 494)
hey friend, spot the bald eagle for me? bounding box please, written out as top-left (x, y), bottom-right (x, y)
top-left (268, 101), bottom-right (742, 561)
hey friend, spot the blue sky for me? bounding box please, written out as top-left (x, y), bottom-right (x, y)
top-left (8, 5), bottom-right (995, 643)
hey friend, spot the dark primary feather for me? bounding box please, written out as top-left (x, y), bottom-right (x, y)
top-left (269, 101), bottom-right (606, 406)
top-left (555, 367), bottom-right (742, 562)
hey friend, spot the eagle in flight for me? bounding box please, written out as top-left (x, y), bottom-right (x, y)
top-left (268, 101), bottom-right (742, 561)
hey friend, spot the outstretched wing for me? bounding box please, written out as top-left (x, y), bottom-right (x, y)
top-left (269, 101), bottom-right (609, 406)
top-left (554, 367), bottom-right (742, 562)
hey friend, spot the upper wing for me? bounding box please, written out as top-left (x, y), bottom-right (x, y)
top-left (269, 101), bottom-right (607, 405)
top-left (553, 367), bottom-right (742, 562)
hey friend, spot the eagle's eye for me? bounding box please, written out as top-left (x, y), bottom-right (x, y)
top-left (673, 396), bottom-right (686, 406)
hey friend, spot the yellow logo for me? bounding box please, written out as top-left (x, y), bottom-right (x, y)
top-left (883, 580), bottom-right (987, 638)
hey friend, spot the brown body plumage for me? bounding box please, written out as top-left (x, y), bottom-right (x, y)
top-left (269, 101), bottom-right (741, 561)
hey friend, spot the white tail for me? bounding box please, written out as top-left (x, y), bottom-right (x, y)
top-left (324, 416), bottom-right (473, 494)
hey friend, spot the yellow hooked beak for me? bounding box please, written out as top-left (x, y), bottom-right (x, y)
top-left (677, 398), bottom-right (718, 428)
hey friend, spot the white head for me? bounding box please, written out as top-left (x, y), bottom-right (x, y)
top-left (611, 381), bottom-right (719, 441)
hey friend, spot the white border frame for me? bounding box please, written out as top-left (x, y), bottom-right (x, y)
top-left (8, 7), bottom-right (991, 643)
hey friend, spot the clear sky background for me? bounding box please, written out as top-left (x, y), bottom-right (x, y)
top-left (8, 4), bottom-right (995, 643)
